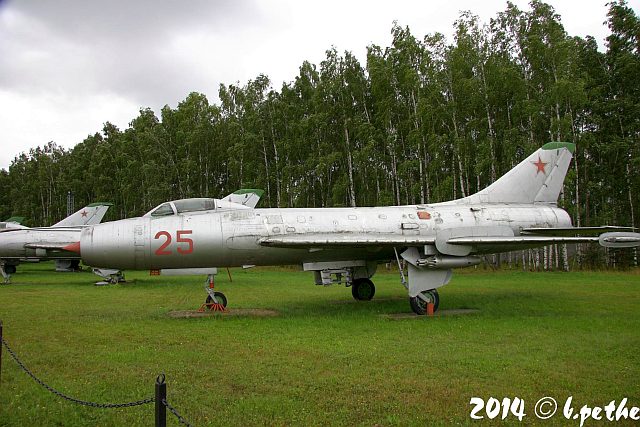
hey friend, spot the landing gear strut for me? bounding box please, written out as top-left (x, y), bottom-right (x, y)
top-left (351, 278), bottom-right (375, 301)
top-left (409, 289), bottom-right (439, 315)
top-left (0, 263), bottom-right (12, 284)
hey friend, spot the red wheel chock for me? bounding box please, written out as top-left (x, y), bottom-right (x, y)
top-left (198, 302), bottom-right (226, 313)
top-left (426, 302), bottom-right (435, 316)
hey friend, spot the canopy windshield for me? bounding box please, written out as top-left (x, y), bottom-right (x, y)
top-left (173, 198), bottom-right (216, 214)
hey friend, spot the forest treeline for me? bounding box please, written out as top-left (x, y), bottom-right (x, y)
top-left (0, 0), bottom-right (638, 242)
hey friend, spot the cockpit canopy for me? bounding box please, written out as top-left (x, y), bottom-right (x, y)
top-left (143, 197), bottom-right (249, 217)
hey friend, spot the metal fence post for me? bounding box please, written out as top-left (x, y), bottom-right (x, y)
top-left (155, 374), bottom-right (166, 427)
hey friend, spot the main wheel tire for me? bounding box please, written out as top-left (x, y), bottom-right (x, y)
top-left (409, 289), bottom-right (439, 315)
top-left (206, 291), bottom-right (228, 307)
top-left (351, 278), bottom-right (375, 301)
top-left (4, 265), bottom-right (16, 275)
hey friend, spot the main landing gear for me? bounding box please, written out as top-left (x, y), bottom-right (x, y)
top-left (409, 289), bottom-right (440, 315)
top-left (351, 278), bottom-right (375, 301)
top-left (199, 274), bottom-right (227, 312)
top-left (1, 262), bottom-right (17, 284)
top-left (394, 247), bottom-right (448, 315)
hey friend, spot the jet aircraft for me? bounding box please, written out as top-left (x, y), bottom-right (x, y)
top-left (69, 143), bottom-right (640, 314)
top-left (0, 203), bottom-right (112, 282)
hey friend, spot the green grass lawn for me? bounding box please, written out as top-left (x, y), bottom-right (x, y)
top-left (1, 262), bottom-right (639, 426)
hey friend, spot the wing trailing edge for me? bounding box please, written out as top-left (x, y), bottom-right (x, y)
top-left (259, 233), bottom-right (436, 248)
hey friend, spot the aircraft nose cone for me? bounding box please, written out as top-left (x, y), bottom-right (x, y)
top-left (63, 241), bottom-right (81, 254)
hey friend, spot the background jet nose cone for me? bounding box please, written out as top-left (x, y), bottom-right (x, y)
top-left (63, 241), bottom-right (81, 254)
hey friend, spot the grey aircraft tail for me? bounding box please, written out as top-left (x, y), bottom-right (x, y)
top-left (52, 202), bottom-right (113, 227)
top-left (455, 142), bottom-right (575, 205)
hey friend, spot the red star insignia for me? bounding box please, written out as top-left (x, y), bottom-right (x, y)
top-left (531, 155), bottom-right (548, 175)
top-left (80, 210), bottom-right (88, 217)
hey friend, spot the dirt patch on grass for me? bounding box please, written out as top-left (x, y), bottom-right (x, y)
top-left (168, 308), bottom-right (280, 318)
top-left (383, 309), bottom-right (480, 320)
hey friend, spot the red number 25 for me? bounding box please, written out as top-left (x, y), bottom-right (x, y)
top-left (154, 230), bottom-right (193, 255)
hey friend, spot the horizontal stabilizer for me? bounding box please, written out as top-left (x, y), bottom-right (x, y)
top-left (522, 226), bottom-right (635, 236)
top-left (447, 236), bottom-right (599, 246)
top-left (439, 234), bottom-right (599, 255)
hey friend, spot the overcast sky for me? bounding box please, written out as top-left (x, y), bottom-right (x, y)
top-left (0, 0), bottom-right (636, 170)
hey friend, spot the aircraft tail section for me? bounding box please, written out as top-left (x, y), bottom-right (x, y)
top-left (221, 189), bottom-right (265, 208)
top-left (4, 216), bottom-right (25, 224)
top-left (456, 142), bottom-right (575, 205)
top-left (52, 202), bottom-right (113, 227)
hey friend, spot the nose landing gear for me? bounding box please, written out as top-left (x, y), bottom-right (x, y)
top-left (199, 274), bottom-right (227, 312)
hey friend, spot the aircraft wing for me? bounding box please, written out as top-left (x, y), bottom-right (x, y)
top-left (446, 235), bottom-right (598, 246)
top-left (260, 230), bottom-right (640, 254)
top-left (259, 233), bottom-right (436, 248)
top-left (443, 232), bottom-right (640, 254)
top-left (436, 235), bottom-right (598, 255)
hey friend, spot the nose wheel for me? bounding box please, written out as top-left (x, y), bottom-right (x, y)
top-left (205, 292), bottom-right (227, 308)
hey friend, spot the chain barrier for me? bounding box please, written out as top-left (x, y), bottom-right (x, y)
top-left (162, 398), bottom-right (194, 426)
top-left (0, 336), bottom-right (154, 408)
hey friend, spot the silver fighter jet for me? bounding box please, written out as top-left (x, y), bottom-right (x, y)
top-left (71, 143), bottom-right (640, 314)
top-left (0, 202), bottom-right (112, 282)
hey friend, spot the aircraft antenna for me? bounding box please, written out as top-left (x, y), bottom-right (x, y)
top-left (67, 191), bottom-right (74, 217)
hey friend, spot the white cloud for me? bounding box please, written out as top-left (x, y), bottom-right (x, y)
top-left (0, 0), bottom-right (635, 169)
top-left (0, 89), bottom-right (140, 168)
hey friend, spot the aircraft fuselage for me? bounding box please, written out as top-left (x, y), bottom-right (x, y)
top-left (80, 203), bottom-right (571, 270)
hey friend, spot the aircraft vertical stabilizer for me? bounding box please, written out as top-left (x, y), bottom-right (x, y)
top-left (456, 142), bottom-right (575, 205)
top-left (221, 189), bottom-right (265, 208)
top-left (52, 202), bottom-right (113, 227)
